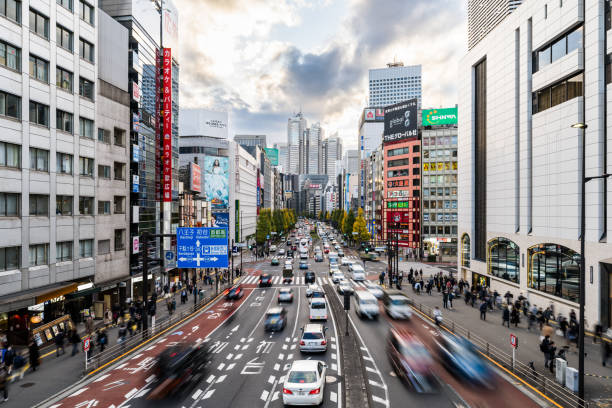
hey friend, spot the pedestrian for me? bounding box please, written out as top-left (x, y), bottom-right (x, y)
top-left (70, 330), bottom-right (80, 356)
top-left (541, 335), bottom-right (553, 368)
top-left (448, 291), bottom-right (454, 309)
top-left (2, 346), bottom-right (13, 376)
top-left (379, 272), bottom-right (384, 286)
top-left (97, 329), bottom-right (108, 353)
top-left (442, 290), bottom-right (448, 309)
top-left (536, 307), bottom-right (545, 330)
top-left (595, 322), bottom-right (603, 344)
top-left (28, 341), bottom-right (39, 372)
top-left (602, 340), bottom-right (611, 367)
top-left (479, 301), bottom-right (487, 320)
top-left (0, 363), bottom-right (8, 402)
top-left (85, 316), bottom-right (94, 335)
top-left (171, 297), bottom-right (177, 313)
top-left (118, 323), bottom-right (127, 348)
top-left (560, 316), bottom-right (568, 338)
top-left (569, 309), bottom-right (577, 323)
top-left (511, 306), bottom-right (520, 327)
top-left (55, 329), bottom-right (65, 357)
top-left (502, 306), bottom-right (510, 328)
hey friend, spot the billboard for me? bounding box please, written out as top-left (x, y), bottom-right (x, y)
top-left (204, 156), bottom-right (229, 209)
top-left (190, 162), bottom-right (201, 193)
top-left (364, 108), bottom-right (376, 121)
top-left (264, 148), bottom-right (279, 166)
top-left (179, 109), bottom-right (228, 139)
top-left (211, 212), bottom-right (229, 228)
top-left (383, 99), bottom-right (418, 143)
top-left (162, 48), bottom-right (172, 202)
top-left (162, 0), bottom-right (179, 56)
top-left (375, 108), bottom-right (385, 120)
top-left (422, 107), bottom-right (458, 126)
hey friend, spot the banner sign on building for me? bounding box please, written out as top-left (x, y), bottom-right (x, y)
top-left (422, 107), bottom-right (458, 126)
top-left (383, 99), bottom-right (418, 143)
top-left (264, 148), bottom-right (279, 166)
top-left (162, 48), bottom-right (172, 202)
top-left (190, 162), bottom-right (201, 192)
top-left (212, 212), bottom-right (229, 228)
top-left (177, 227), bottom-right (229, 268)
top-left (132, 81), bottom-right (141, 102)
top-left (204, 156), bottom-right (229, 209)
top-left (155, 48), bottom-right (161, 200)
top-left (375, 108), bottom-right (385, 120)
top-left (364, 108), bottom-right (375, 121)
top-left (235, 200), bottom-right (240, 242)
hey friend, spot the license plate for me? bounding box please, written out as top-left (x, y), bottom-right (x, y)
top-left (297, 391), bottom-right (305, 396)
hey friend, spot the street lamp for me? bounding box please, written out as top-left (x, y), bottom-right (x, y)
top-left (571, 122), bottom-right (611, 402)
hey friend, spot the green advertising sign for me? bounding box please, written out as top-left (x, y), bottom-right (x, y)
top-left (264, 148), bottom-right (279, 166)
top-left (387, 201), bottom-right (411, 209)
top-left (422, 107), bottom-right (458, 126)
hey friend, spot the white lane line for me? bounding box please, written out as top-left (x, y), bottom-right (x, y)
top-left (330, 391), bottom-right (338, 402)
top-left (145, 345), bottom-right (156, 351)
top-left (366, 366), bottom-right (376, 373)
top-left (332, 363), bottom-right (338, 371)
top-left (114, 363), bottom-right (128, 370)
top-left (93, 374), bottom-right (110, 383)
top-left (287, 353), bottom-right (294, 360)
top-left (291, 286), bottom-right (302, 338)
top-left (369, 380), bottom-right (386, 389)
top-left (241, 344), bottom-right (249, 350)
top-left (217, 363), bottom-right (225, 370)
top-left (248, 287), bottom-right (279, 337)
top-left (226, 363), bottom-right (236, 371)
top-left (260, 390), bottom-right (269, 401)
top-left (216, 375), bottom-right (227, 383)
top-left (234, 344), bottom-right (241, 350)
top-left (192, 389), bottom-right (203, 400)
top-left (268, 375), bottom-right (276, 384)
top-left (278, 353), bottom-right (285, 360)
top-left (203, 389), bottom-right (215, 399)
top-left (145, 374), bottom-right (156, 383)
top-left (290, 344), bottom-right (296, 350)
top-left (206, 375), bottom-right (215, 384)
top-left (372, 395), bottom-right (387, 405)
top-left (234, 353), bottom-right (243, 360)
top-left (274, 363), bottom-right (280, 371)
top-left (124, 388), bottom-right (138, 399)
top-left (338, 382), bottom-right (342, 408)
top-left (327, 290), bottom-right (342, 377)
top-left (282, 344), bottom-right (288, 350)
top-left (271, 391), bottom-right (280, 401)
top-left (226, 353), bottom-right (234, 360)
top-left (69, 388), bottom-right (88, 397)
top-left (263, 378), bottom-right (280, 408)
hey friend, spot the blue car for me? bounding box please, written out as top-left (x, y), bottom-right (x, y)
top-left (299, 261), bottom-right (309, 270)
top-left (434, 333), bottom-right (495, 388)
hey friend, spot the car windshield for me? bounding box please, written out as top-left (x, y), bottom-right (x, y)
top-left (303, 332), bottom-right (323, 340)
top-left (312, 292), bottom-right (324, 298)
top-left (360, 298), bottom-right (377, 305)
top-left (391, 297), bottom-right (408, 306)
top-left (311, 302), bottom-right (326, 309)
top-left (266, 313), bottom-right (281, 319)
top-left (280, 289), bottom-right (291, 294)
top-left (288, 370), bottom-right (317, 383)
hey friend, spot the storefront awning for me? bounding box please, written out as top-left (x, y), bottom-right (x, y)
top-left (0, 282), bottom-right (79, 313)
top-left (36, 283), bottom-right (79, 304)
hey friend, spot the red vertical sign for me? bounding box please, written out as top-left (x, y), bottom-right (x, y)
top-left (162, 48), bottom-right (172, 202)
top-left (155, 49), bottom-right (161, 200)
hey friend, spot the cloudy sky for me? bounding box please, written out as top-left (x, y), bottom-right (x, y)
top-left (175, 0), bottom-right (467, 150)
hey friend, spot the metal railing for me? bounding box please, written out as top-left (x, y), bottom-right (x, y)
top-left (84, 283), bottom-right (231, 374)
top-left (406, 296), bottom-right (589, 408)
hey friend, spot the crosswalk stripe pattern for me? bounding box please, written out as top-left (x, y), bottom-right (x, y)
top-left (240, 274), bottom-right (372, 289)
top-left (269, 254), bottom-right (360, 260)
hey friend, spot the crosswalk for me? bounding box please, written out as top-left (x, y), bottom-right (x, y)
top-left (240, 275), bottom-right (372, 289)
top-left (270, 254), bottom-right (360, 260)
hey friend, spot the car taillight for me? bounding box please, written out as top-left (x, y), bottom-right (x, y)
top-left (309, 388), bottom-right (321, 395)
top-left (321, 340), bottom-right (327, 345)
top-left (283, 388), bottom-right (293, 395)
top-left (300, 340), bottom-right (305, 345)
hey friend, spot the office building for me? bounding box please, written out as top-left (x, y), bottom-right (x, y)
top-left (287, 112), bottom-right (306, 174)
top-left (234, 134), bottom-right (267, 148)
top-left (306, 123), bottom-right (323, 174)
top-left (273, 142), bottom-right (288, 173)
top-left (322, 134), bottom-right (343, 183)
top-left (232, 143), bottom-right (258, 245)
top-left (368, 63), bottom-right (422, 108)
top-left (458, 0), bottom-right (610, 327)
top-left (468, 0), bottom-right (523, 50)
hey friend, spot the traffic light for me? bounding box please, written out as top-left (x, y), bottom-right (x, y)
top-left (365, 248), bottom-right (369, 253)
top-left (249, 245), bottom-right (252, 250)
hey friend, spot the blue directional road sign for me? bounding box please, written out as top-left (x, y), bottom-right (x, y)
top-left (177, 227), bottom-right (229, 268)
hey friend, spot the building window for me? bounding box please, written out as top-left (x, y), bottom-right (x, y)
top-left (0, 141), bottom-right (20, 168)
top-left (607, 54), bottom-right (612, 85)
top-left (56, 241), bottom-right (72, 261)
top-left (29, 194), bottom-right (48, 216)
top-left (533, 26), bottom-right (583, 73)
top-left (29, 243), bottom-right (48, 266)
top-left (113, 127), bottom-right (125, 146)
top-left (79, 77), bottom-right (93, 99)
top-left (56, 0), bottom-right (72, 11)
top-left (461, 234), bottom-right (470, 268)
top-left (532, 72), bottom-right (583, 114)
top-left (388, 158), bottom-right (411, 168)
top-left (79, 38), bottom-right (94, 62)
top-left (98, 128), bottom-right (110, 144)
top-left (56, 25), bottom-right (73, 52)
top-left (29, 9), bottom-right (49, 39)
top-left (29, 147), bottom-right (48, 171)
top-left (0, 193), bottom-right (19, 216)
top-left (79, 156), bottom-right (93, 177)
top-left (79, 239), bottom-right (93, 257)
top-left (56, 110), bottom-right (73, 134)
top-left (113, 196), bottom-right (125, 214)
top-left (412, 156), bottom-right (420, 164)
top-left (79, 117), bottom-right (94, 138)
top-left (528, 243), bottom-right (580, 302)
top-left (412, 167), bottom-right (420, 175)
top-left (1, 0), bottom-right (21, 22)
top-left (56, 195), bottom-right (72, 215)
top-left (412, 145), bottom-right (420, 153)
top-left (98, 165), bottom-right (110, 179)
top-left (113, 162), bottom-right (125, 180)
top-left (114, 229), bottom-right (125, 251)
top-left (0, 246), bottom-right (19, 270)
top-left (56, 66), bottom-right (73, 92)
top-left (0, 91), bottom-right (20, 119)
top-left (487, 238), bottom-right (520, 283)
top-left (56, 152), bottom-right (73, 174)
top-left (79, 0), bottom-right (93, 24)
top-left (79, 196), bottom-right (93, 215)
top-left (29, 55), bottom-right (48, 83)
top-left (98, 239), bottom-right (110, 255)
top-left (97, 200), bottom-right (110, 215)
top-left (29, 101), bottom-right (49, 126)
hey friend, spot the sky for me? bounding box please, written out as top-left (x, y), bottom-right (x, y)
top-left (174, 0), bottom-right (467, 150)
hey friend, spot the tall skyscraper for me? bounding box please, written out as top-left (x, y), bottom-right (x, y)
top-left (287, 113), bottom-right (306, 174)
top-left (322, 135), bottom-right (343, 184)
top-left (273, 143), bottom-right (288, 172)
top-left (468, 0), bottom-right (523, 50)
top-left (306, 123), bottom-right (323, 174)
top-left (368, 63), bottom-right (422, 108)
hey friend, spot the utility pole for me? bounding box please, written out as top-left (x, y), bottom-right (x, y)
top-left (240, 210), bottom-right (243, 275)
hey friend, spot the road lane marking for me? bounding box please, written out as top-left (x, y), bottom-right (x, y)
top-left (268, 375), bottom-right (275, 384)
top-left (260, 390), bottom-right (269, 401)
top-left (226, 363), bottom-right (236, 370)
top-left (226, 353), bottom-right (234, 360)
top-left (331, 391), bottom-right (338, 402)
top-left (124, 388), bottom-right (138, 399)
top-left (272, 391), bottom-right (280, 401)
top-left (69, 388), bottom-right (88, 397)
top-left (93, 374), bottom-right (110, 383)
top-left (234, 353), bottom-right (243, 360)
top-left (192, 389), bottom-right (203, 400)
top-left (248, 287), bottom-right (278, 337)
top-left (202, 390), bottom-right (215, 399)
top-left (274, 363), bottom-right (280, 371)
top-left (217, 363), bottom-right (225, 370)
top-left (291, 286), bottom-right (302, 338)
top-left (206, 375), bottom-right (215, 383)
top-left (215, 375), bottom-right (227, 383)
top-left (372, 395), bottom-right (387, 405)
top-left (278, 353), bottom-right (285, 360)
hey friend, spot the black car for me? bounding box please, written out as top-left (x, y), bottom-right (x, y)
top-left (264, 307), bottom-right (287, 332)
top-left (286, 250), bottom-right (293, 258)
top-left (259, 274), bottom-right (272, 287)
top-left (305, 271), bottom-right (315, 284)
top-left (225, 284), bottom-right (244, 300)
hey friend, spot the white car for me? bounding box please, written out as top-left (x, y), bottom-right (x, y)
top-left (283, 360), bottom-right (327, 406)
top-left (351, 270), bottom-right (366, 282)
top-left (353, 290), bottom-right (379, 319)
top-left (349, 263), bottom-right (365, 274)
top-left (341, 258), bottom-right (354, 266)
top-left (364, 282), bottom-right (384, 298)
top-left (306, 284), bottom-right (320, 297)
top-left (270, 245), bottom-right (277, 252)
top-left (278, 248), bottom-right (285, 255)
top-left (331, 271), bottom-right (344, 284)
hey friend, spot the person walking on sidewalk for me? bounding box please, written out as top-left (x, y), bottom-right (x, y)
top-left (70, 330), bottom-right (80, 356)
top-left (502, 306), bottom-right (510, 328)
top-left (479, 301), bottom-right (488, 320)
top-left (442, 289), bottom-right (448, 309)
top-left (28, 341), bottom-right (39, 372)
top-left (0, 363), bottom-right (9, 402)
top-left (97, 329), bottom-right (107, 353)
top-left (541, 335), bottom-right (554, 369)
top-left (510, 306), bottom-right (520, 327)
top-left (55, 329), bottom-right (65, 357)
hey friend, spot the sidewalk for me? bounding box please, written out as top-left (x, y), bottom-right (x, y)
top-left (395, 261), bottom-right (612, 404)
top-left (3, 283), bottom-right (219, 408)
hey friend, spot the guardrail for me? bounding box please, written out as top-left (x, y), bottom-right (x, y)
top-left (405, 296), bottom-right (589, 408)
top-left (84, 283), bottom-right (231, 374)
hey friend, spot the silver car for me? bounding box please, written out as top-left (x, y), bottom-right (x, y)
top-left (299, 324), bottom-right (328, 353)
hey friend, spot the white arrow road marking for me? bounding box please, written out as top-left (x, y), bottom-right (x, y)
top-left (226, 353), bottom-right (234, 360)
top-left (215, 375), bottom-right (227, 383)
top-left (93, 374), bottom-right (110, 383)
top-left (234, 353), bottom-right (243, 360)
top-left (231, 325), bottom-right (240, 332)
top-left (192, 389), bottom-right (203, 400)
top-left (331, 391), bottom-right (338, 403)
top-left (202, 390), bottom-right (215, 399)
top-left (260, 390), bottom-right (269, 401)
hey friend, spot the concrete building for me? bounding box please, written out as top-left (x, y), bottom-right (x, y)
top-left (344, 150), bottom-right (360, 174)
top-left (368, 63), bottom-right (422, 108)
top-left (322, 134), bottom-right (343, 184)
top-left (458, 0), bottom-right (611, 327)
top-left (273, 142), bottom-right (288, 173)
top-left (306, 123), bottom-right (323, 174)
top-left (287, 112), bottom-right (306, 174)
top-left (232, 143), bottom-right (258, 245)
top-left (467, 0), bottom-right (523, 50)
top-left (364, 146), bottom-right (384, 238)
top-left (234, 134), bottom-right (267, 148)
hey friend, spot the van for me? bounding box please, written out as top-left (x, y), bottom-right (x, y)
top-left (353, 291), bottom-right (379, 319)
top-left (309, 298), bottom-right (328, 321)
top-left (382, 290), bottom-right (412, 320)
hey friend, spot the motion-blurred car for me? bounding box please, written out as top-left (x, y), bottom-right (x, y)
top-left (364, 282), bottom-right (384, 299)
top-left (341, 258), bottom-right (354, 266)
top-left (271, 258), bottom-right (280, 266)
top-left (306, 284), bottom-right (319, 297)
top-left (329, 264), bottom-right (340, 276)
top-left (331, 271), bottom-right (344, 283)
top-left (299, 261), bottom-right (309, 270)
top-left (387, 329), bottom-right (436, 393)
top-left (353, 290), bottom-right (379, 319)
top-left (270, 245), bottom-right (277, 252)
top-left (278, 248), bottom-right (285, 255)
top-left (336, 279), bottom-right (354, 295)
top-left (148, 343), bottom-right (212, 400)
top-left (304, 271), bottom-right (315, 284)
top-left (264, 307), bottom-right (287, 332)
top-left (337, 249), bottom-right (344, 257)
top-left (434, 333), bottom-right (495, 388)
top-left (382, 291), bottom-right (412, 319)
top-left (286, 250), bottom-right (293, 258)
top-left (259, 274), bottom-right (272, 287)
top-left (299, 324), bottom-right (328, 353)
top-left (278, 288), bottom-right (294, 303)
top-left (282, 360), bottom-right (327, 406)
top-left (314, 253), bottom-right (324, 262)
top-left (225, 284), bottom-right (244, 300)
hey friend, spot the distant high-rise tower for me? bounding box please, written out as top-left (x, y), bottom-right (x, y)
top-left (306, 123), bottom-right (323, 174)
top-left (287, 113), bottom-right (306, 174)
top-left (274, 143), bottom-right (288, 172)
top-left (368, 63), bottom-right (422, 108)
top-left (322, 134), bottom-right (343, 184)
top-left (468, 0), bottom-right (523, 50)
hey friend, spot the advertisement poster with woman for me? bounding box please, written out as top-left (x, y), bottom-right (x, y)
top-left (204, 156), bottom-right (229, 209)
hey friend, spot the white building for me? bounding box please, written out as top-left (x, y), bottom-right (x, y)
top-left (232, 143), bottom-right (258, 244)
top-left (459, 0), bottom-right (611, 328)
top-left (287, 112), bottom-right (305, 174)
top-left (368, 63), bottom-right (422, 108)
top-left (306, 123), bottom-right (323, 174)
top-left (273, 142), bottom-right (288, 173)
top-left (322, 134), bottom-right (343, 184)
top-left (467, 0), bottom-right (523, 50)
